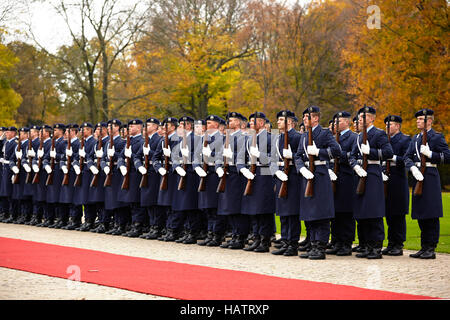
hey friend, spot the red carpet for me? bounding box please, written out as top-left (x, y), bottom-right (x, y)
top-left (0, 237), bottom-right (436, 300)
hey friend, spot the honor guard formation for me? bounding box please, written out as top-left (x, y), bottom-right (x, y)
top-left (0, 106), bottom-right (448, 260)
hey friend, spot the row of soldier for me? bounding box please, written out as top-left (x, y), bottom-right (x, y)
top-left (0, 105), bottom-right (448, 260)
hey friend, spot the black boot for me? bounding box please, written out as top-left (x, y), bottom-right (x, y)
top-left (308, 242), bottom-right (326, 260)
top-left (183, 231), bottom-right (200, 244)
top-left (105, 223), bottom-right (119, 234)
top-left (125, 222), bottom-right (143, 238)
top-left (367, 241), bottom-right (383, 259)
top-left (145, 226), bottom-right (163, 240)
top-left (419, 244), bottom-right (436, 259)
top-left (254, 236), bottom-right (271, 253)
top-left (298, 239), bottom-right (311, 252)
top-left (244, 235), bottom-right (261, 251)
top-left (381, 242), bottom-right (394, 255)
top-left (77, 219), bottom-right (96, 232)
top-left (164, 229), bottom-right (179, 242)
top-left (110, 224), bottom-right (127, 235)
top-left (228, 234), bottom-right (246, 249)
top-left (206, 233), bottom-right (224, 247)
top-left (197, 231), bottom-right (214, 246)
top-left (220, 235), bottom-right (236, 248)
top-left (336, 242), bottom-right (353, 256)
top-left (386, 243), bottom-right (403, 256)
top-left (175, 230), bottom-right (189, 243)
top-left (271, 240), bottom-right (289, 255)
top-left (325, 242), bottom-right (343, 255)
top-left (355, 244), bottom-right (370, 258)
top-left (283, 241), bottom-right (299, 256)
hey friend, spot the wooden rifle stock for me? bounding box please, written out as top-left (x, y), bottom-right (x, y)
top-left (197, 134), bottom-right (209, 192)
top-left (74, 127), bottom-right (85, 187)
top-left (332, 115), bottom-right (340, 193)
top-left (356, 108), bottom-right (368, 195)
top-left (25, 131), bottom-right (33, 184)
top-left (121, 132), bottom-right (131, 190)
top-left (103, 124), bottom-right (114, 187)
top-left (278, 114), bottom-right (289, 199)
top-left (384, 116), bottom-right (391, 196)
top-left (304, 112), bottom-right (315, 198)
top-left (159, 123), bottom-right (169, 191)
top-left (45, 132), bottom-right (56, 186)
top-left (61, 128), bottom-right (71, 186)
top-left (413, 112), bottom-right (428, 196)
top-left (244, 115), bottom-right (258, 196)
top-left (32, 129), bottom-right (44, 184)
top-left (140, 124), bottom-right (149, 188)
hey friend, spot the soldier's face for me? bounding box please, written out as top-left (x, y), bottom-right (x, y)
top-left (129, 124), bottom-right (141, 136)
top-left (20, 132), bottom-right (28, 140)
top-left (277, 117), bottom-right (285, 129)
top-left (416, 116), bottom-right (431, 130)
top-left (228, 117), bottom-right (240, 130)
top-left (6, 131), bottom-right (15, 140)
top-left (206, 120), bottom-right (218, 131)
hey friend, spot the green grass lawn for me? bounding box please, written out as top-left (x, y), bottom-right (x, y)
top-left (275, 192), bottom-right (450, 253)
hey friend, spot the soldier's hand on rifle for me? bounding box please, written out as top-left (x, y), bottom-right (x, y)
top-left (143, 145), bottom-right (150, 156)
top-left (307, 142), bottom-right (319, 156)
top-left (240, 167), bottom-right (254, 180)
top-left (27, 149), bottom-right (36, 158)
top-left (11, 166), bottom-right (19, 174)
top-left (195, 166), bottom-right (207, 177)
top-left (107, 147), bottom-right (115, 158)
top-left (103, 166), bottom-right (110, 175)
top-left (410, 166), bottom-right (424, 181)
top-left (382, 172), bottom-right (389, 182)
top-left (79, 147), bottom-right (86, 158)
top-left (282, 145), bottom-right (293, 159)
top-left (23, 163), bottom-right (31, 173)
top-left (50, 149), bottom-right (56, 158)
top-left (175, 166), bottom-right (186, 177)
top-left (95, 149), bottom-right (104, 159)
top-left (138, 166), bottom-right (147, 175)
top-left (328, 169), bottom-right (337, 181)
top-left (361, 140), bottom-right (370, 155)
top-left (388, 155), bottom-right (397, 163)
top-left (119, 166), bottom-right (127, 176)
top-left (299, 167), bottom-right (314, 180)
top-left (353, 165), bottom-right (367, 178)
top-left (158, 167), bottom-right (167, 176)
top-left (223, 147), bottom-right (233, 159)
top-left (124, 146), bottom-right (132, 158)
top-left (73, 165), bottom-right (81, 175)
top-left (250, 146), bottom-right (260, 158)
top-left (163, 145), bottom-right (171, 157)
top-left (32, 164), bottom-right (39, 173)
top-left (275, 170), bottom-right (288, 182)
top-left (45, 165), bottom-right (52, 174)
top-left (90, 166), bottom-right (99, 175)
top-left (61, 165), bottom-right (68, 174)
top-left (202, 145), bottom-right (212, 157)
top-left (37, 148), bottom-right (44, 158)
top-left (15, 149), bottom-right (22, 159)
top-left (216, 167), bottom-right (224, 178)
top-left (420, 143), bottom-right (432, 158)
top-left (180, 146), bottom-right (189, 158)
top-left (65, 147), bottom-right (73, 158)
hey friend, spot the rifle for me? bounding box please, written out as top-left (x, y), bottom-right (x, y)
top-left (304, 110), bottom-right (315, 198)
top-left (159, 122), bottom-right (169, 190)
top-left (103, 123), bottom-right (114, 187)
top-left (197, 130), bottom-right (209, 192)
top-left (74, 126), bottom-right (85, 187)
top-left (413, 110), bottom-right (428, 196)
top-left (177, 124), bottom-right (188, 191)
top-left (384, 115), bottom-right (391, 196)
top-left (45, 130), bottom-right (56, 186)
top-left (32, 128), bottom-right (44, 184)
top-left (25, 131), bottom-right (33, 184)
top-left (61, 127), bottom-right (71, 186)
top-left (332, 114), bottom-right (340, 193)
top-left (278, 112), bottom-right (289, 198)
top-left (121, 128), bottom-right (131, 190)
top-left (217, 119), bottom-right (230, 193)
top-left (244, 112), bottom-right (258, 196)
top-left (12, 136), bottom-right (23, 185)
top-left (90, 128), bottom-right (103, 187)
top-left (356, 107), bottom-right (368, 195)
top-left (140, 122), bottom-right (149, 188)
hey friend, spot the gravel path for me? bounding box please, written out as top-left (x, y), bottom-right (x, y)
top-left (1, 223), bottom-right (449, 300)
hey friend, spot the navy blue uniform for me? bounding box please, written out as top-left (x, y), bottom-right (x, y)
top-left (0, 137), bottom-right (17, 220)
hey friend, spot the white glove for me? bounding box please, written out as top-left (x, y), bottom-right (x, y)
top-left (361, 140), bottom-right (370, 155)
top-left (90, 166), bottom-right (99, 175)
top-left (223, 147), bottom-right (233, 160)
top-left (15, 150), bottom-right (22, 159)
top-left (107, 147), bottom-right (115, 158)
top-left (354, 165), bottom-right (367, 178)
top-left (328, 169), bottom-right (337, 181)
top-left (389, 155), bottom-right (397, 163)
top-left (73, 165), bottom-right (81, 175)
top-left (61, 165), bottom-right (68, 174)
top-left (275, 170), bottom-right (288, 182)
top-left (124, 146), bottom-right (132, 158)
top-left (23, 163), bottom-right (31, 173)
top-left (158, 167), bottom-right (167, 176)
top-left (175, 166), bottom-right (186, 177)
top-left (300, 167), bottom-right (314, 180)
top-left (65, 147), bottom-right (73, 157)
top-left (282, 146), bottom-right (292, 159)
top-left (420, 143), bottom-right (432, 158)
top-left (180, 146), bottom-right (189, 158)
top-left (45, 165), bottom-right (52, 174)
top-left (79, 147), bottom-right (86, 158)
top-left (50, 149), bottom-right (56, 158)
top-left (250, 146), bottom-right (260, 158)
top-left (12, 166), bottom-right (19, 174)
top-left (163, 146), bottom-right (171, 157)
top-left (27, 149), bottom-right (36, 158)
top-left (95, 149), bottom-right (103, 158)
top-left (103, 166), bottom-right (110, 175)
top-left (37, 148), bottom-right (44, 158)
top-left (307, 142), bottom-right (319, 156)
top-left (216, 167), bottom-right (224, 178)
top-left (32, 164), bottom-right (39, 173)
top-left (138, 166), bottom-right (147, 175)
top-left (143, 145), bottom-right (150, 156)
top-left (240, 167), bottom-right (254, 180)
top-left (382, 172), bottom-right (389, 182)
top-left (410, 166), bottom-right (424, 181)
top-left (195, 166), bottom-right (207, 177)
top-left (120, 166), bottom-right (127, 176)
top-left (202, 146), bottom-right (212, 157)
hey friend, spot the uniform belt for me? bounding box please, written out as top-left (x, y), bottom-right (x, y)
top-left (2, 160), bottom-right (9, 164)
top-left (305, 160), bottom-right (327, 167)
top-left (415, 162), bottom-right (437, 168)
top-left (382, 161), bottom-right (397, 167)
top-left (367, 160), bottom-right (380, 165)
top-left (277, 161), bottom-right (293, 166)
top-left (247, 162), bottom-right (269, 167)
